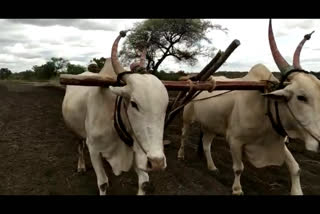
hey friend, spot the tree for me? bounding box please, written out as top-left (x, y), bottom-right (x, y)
top-left (66, 63), bottom-right (86, 74)
top-left (50, 57), bottom-right (69, 76)
top-left (33, 62), bottom-right (55, 80)
top-left (18, 70), bottom-right (35, 80)
top-left (0, 68), bottom-right (12, 79)
top-left (87, 57), bottom-right (107, 73)
top-left (87, 64), bottom-right (100, 73)
top-left (120, 19), bottom-right (228, 74)
top-left (90, 57), bottom-right (106, 70)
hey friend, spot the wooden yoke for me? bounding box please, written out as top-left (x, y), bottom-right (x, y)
top-left (60, 74), bottom-right (125, 87)
top-left (59, 39), bottom-right (242, 128)
top-left (59, 74), bottom-right (266, 91)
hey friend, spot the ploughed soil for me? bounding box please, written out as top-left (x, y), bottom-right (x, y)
top-left (0, 80), bottom-right (320, 195)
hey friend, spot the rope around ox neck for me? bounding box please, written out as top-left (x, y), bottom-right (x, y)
top-left (285, 102), bottom-right (320, 144)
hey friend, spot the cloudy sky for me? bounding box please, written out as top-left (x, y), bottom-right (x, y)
top-left (1, 19), bottom-right (320, 73)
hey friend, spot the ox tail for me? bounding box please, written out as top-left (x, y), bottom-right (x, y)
top-left (197, 129), bottom-right (204, 158)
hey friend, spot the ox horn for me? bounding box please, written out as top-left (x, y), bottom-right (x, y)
top-left (130, 32), bottom-right (152, 71)
top-left (293, 30), bottom-right (315, 69)
top-left (268, 19), bottom-right (293, 75)
top-left (111, 30), bottom-right (129, 75)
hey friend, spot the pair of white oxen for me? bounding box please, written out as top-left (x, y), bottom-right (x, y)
top-left (62, 21), bottom-right (320, 195)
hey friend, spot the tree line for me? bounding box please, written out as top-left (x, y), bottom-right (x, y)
top-left (1, 19), bottom-right (219, 81)
top-left (0, 57), bottom-right (106, 81)
top-left (1, 19), bottom-right (319, 81)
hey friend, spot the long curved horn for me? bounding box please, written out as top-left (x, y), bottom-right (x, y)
top-left (111, 30), bottom-right (128, 75)
top-left (293, 31), bottom-right (315, 69)
top-left (268, 19), bottom-right (292, 75)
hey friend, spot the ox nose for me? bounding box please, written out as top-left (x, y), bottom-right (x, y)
top-left (147, 156), bottom-right (166, 171)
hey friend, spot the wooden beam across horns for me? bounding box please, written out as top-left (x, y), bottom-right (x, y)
top-left (59, 74), bottom-right (125, 87)
top-left (60, 74), bottom-right (272, 92)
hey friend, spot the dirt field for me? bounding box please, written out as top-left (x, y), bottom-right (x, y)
top-left (0, 80), bottom-right (320, 195)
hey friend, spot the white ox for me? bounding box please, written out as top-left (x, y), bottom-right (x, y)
top-left (178, 20), bottom-right (320, 195)
top-left (62, 31), bottom-right (169, 195)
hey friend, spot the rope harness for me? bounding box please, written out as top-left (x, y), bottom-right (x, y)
top-left (113, 96), bottom-right (133, 147)
top-left (113, 70), bottom-right (151, 154)
top-left (265, 69), bottom-right (320, 143)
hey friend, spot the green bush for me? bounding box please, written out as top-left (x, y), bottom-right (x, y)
top-left (0, 68), bottom-right (12, 80)
top-left (154, 70), bottom-right (185, 81)
top-left (67, 63), bottom-right (86, 74)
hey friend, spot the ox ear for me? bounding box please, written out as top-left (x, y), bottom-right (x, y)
top-left (109, 86), bottom-right (130, 98)
top-left (262, 89), bottom-right (293, 102)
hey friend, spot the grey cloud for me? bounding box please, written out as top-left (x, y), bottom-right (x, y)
top-left (0, 34), bottom-right (30, 46)
top-left (70, 51), bottom-right (104, 62)
top-left (275, 30), bottom-right (288, 37)
top-left (0, 56), bottom-right (16, 64)
top-left (300, 57), bottom-right (320, 63)
top-left (285, 20), bottom-right (315, 30)
top-left (6, 19), bottom-right (118, 31)
top-left (24, 43), bottom-right (41, 49)
top-left (223, 61), bottom-right (252, 69)
top-left (38, 39), bottom-right (64, 46)
top-left (13, 52), bottom-right (42, 59)
top-left (71, 43), bottom-right (92, 48)
top-left (63, 36), bottom-right (93, 47)
top-left (38, 50), bottom-right (57, 59)
top-left (0, 60), bottom-right (15, 64)
top-left (64, 35), bottom-right (82, 42)
top-left (70, 56), bottom-right (92, 62)
top-left (2, 42), bottom-right (46, 60)
top-left (274, 20), bottom-right (315, 37)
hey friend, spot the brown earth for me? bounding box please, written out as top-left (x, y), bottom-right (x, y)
top-left (0, 80), bottom-right (319, 195)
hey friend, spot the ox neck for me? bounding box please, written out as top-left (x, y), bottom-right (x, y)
top-left (114, 96), bottom-right (148, 155)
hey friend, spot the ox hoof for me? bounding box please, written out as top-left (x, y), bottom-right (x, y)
top-left (99, 183), bottom-right (110, 195)
top-left (77, 168), bottom-right (87, 174)
top-left (142, 182), bottom-right (155, 195)
top-left (177, 151), bottom-right (185, 161)
top-left (232, 190), bottom-right (244, 196)
top-left (209, 168), bottom-right (220, 176)
top-left (177, 156), bottom-right (185, 161)
top-left (163, 140), bottom-right (171, 146)
top-left (291, 190), bottom-right (303, 196)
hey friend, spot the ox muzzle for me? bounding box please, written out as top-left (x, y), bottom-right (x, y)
top-left (146, 155), bottom-right (166, 171)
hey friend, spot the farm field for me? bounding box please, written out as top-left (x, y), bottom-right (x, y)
top-left (0, 80), bottom-right (320, 195)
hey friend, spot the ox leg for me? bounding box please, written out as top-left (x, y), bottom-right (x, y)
top-left (284, 145), bottom-right (303, 195)
top-left (87, 144), bottom-right (109, 195)
top-left (202, 131), bottom-right (218, 172)
top-left (77, 140), bottom-right (86, 173)
top-left (135, 167), bottom-right (154, 195)
top-left (178, 123), bottom-right (190, 160)
top-left (230, 141), bottom-right (244, 195)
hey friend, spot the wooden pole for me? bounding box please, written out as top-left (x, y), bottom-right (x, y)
top-left (59, 75), bottom-right (267, 91)
top-left (164, 39), bottom-right (241, 128)
top-left (163, 80), bottom-right (266, 91)
top-left (59, 74), bottom-right (125, 87)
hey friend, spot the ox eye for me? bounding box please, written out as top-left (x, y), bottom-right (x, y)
top-left (131, 101), bottom-right (139, 110)
top-left (297, 95), bottom-right (307, 102)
